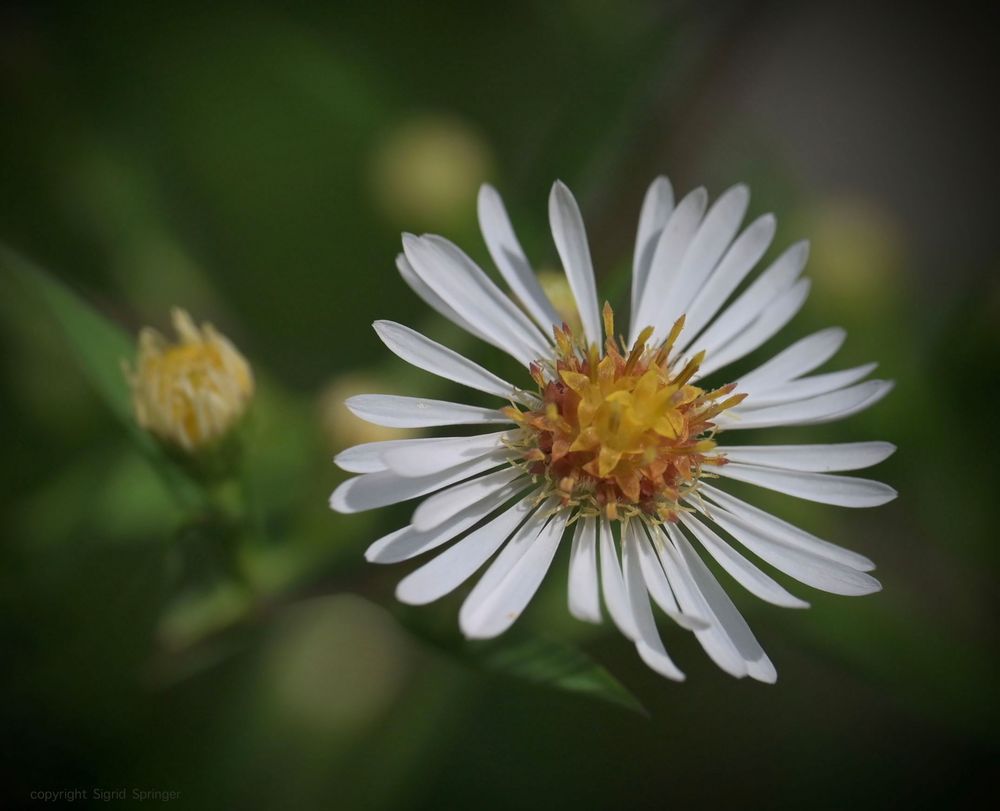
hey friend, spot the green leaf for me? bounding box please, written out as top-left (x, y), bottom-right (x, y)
top-left (0, 245), bottom-right (200, 508)
top-left (2, 247), bottom-right (137, 424)
top-left (468, 633), bottom-right (647, 716)
top-left (395, 606), bottom-right (645, 714)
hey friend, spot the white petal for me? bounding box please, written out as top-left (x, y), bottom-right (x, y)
top-left (652, 526), bottom-right (748, 679)
top-left (420, 234), bottom-right (553, 357)
top-left (714, 462), bottom-right (897, 507)
top-left (598, 517), bottom-right (637, 640)
top-left (567, 517), bottom-right (601, 623)
top-left (681, 213), bottom-right (776, 344)
top-left (396, 253), bottom-right (492, 344)
top-left (667, 526), bottom-right (777, 683)
top-left (684, 240), bottom-right (808, 357)
top-left (717, 380), bottom-right (894, 430)
top-left (364, 478), bottom-right (527, 563)
top-left (403, 234), bottom-right (551, 366)
top-left (411, 465), bottom-right (527, 531)
top-left (549, 181), bottom-right (601, 346)
top-left (330, 452), bottom-right (512, 514)
top-left (715, 441), bottom-right (896, 472)
top-left (634, 524), bottom-right (709, 631)
top-left (335, 437), bottom-right (417, 473)
top-left (622, 525), bottom-right (686, 680)
top-left (739, 363), bottom-right (878, 408)
top-left (631, 176), bottom-right (674, 319)
top-left (695, 498), bottom-right (882, 596)
top-left (680, 514), bottom-right (809, 609)
top-left (460, 505), bottom-right (568, 639)
top-left (696, 278), bottom-right (811, 379)
top-left (653, 184), bottom-right (749, 339)
top-left (477, 184), bottom-right (561, 332)
top-left (631, 187), bottom-right (708, 344)
top-left (382, 430), bottom-right (512, 478)
top-left (345, 394), bottom-right (512, 429)
top-left (395, 489), bottom-right (540, 604)
top-left (738, 327), bottom-right (846, 390)
top-left (698, 482), bottom-right (876, 572)
top-left (373, 321), bottom-right (531, 404)
top-left (337, 430), bottom-right (512, 475)
top-left (458, 498), bottom-right (555, 630)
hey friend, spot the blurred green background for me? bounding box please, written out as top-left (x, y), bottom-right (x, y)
top-left (1, 2), bottom-right (997, 808)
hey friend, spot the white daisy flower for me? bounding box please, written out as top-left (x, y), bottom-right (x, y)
top-left (331, 177), bottom-right (896, 683)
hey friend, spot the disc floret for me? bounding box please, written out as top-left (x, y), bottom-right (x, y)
top-left (506, 304), bottom-right (745, 522)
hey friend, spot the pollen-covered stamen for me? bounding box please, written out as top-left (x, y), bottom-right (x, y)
top-left (505, 304), bottom-right (745, 521)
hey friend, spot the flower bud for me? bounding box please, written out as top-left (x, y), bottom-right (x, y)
top-left (126, 308), bottom-right (253, 453)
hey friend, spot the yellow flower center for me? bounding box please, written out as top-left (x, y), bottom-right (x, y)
top-left (506, 304), bottom-right (745, 521)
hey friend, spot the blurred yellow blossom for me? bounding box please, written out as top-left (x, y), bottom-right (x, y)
top-left (804, 196), bottom-right (905, 307)
top-left (263, 596), bottom-right (410, 735)
top-left (125, 308), bottom-right (253, 452)
top-left (536, 268), bottom-right (582, 334)
top-left (370, 114), bottom-right (493, 229)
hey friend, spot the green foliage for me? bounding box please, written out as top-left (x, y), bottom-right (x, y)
top-left (468, 633), bottom-right (647, 715)
top-left (1, 247), bottom-right (202, 509)
top-left (2, 248), bottom-right (134, 424)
